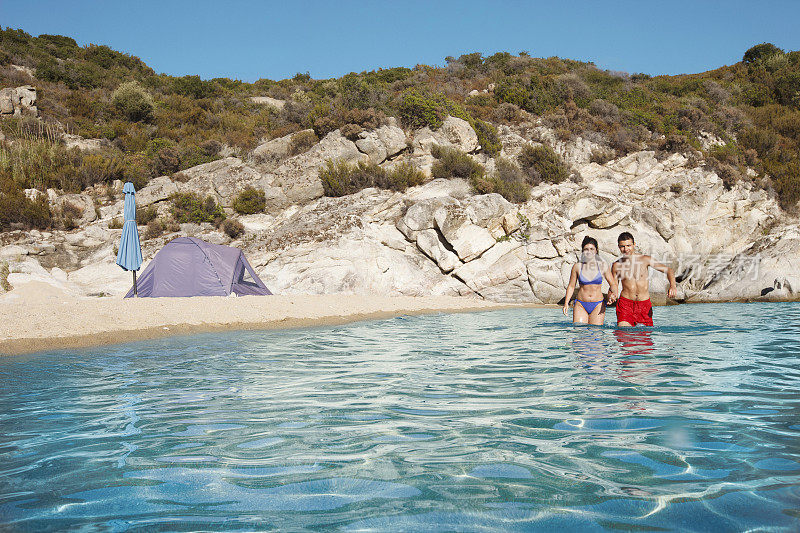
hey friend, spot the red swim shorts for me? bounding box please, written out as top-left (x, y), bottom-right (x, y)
top-left (616, 296), bottom-right (653, 326)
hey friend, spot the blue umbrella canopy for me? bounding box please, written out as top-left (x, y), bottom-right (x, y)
top-left (116, 182), bottom-right (143, 272)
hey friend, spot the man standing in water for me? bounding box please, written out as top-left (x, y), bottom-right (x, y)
top-left (611, 232), bottom-right (677, 327)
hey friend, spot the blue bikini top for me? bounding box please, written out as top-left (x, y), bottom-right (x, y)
top-left (578, 264), bottom-right (603, 285)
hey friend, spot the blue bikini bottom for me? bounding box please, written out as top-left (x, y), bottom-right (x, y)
top-left (576, 299), bottom-right (604, 315)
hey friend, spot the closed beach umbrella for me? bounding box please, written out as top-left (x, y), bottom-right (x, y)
top-left (116, 182), bottom-right (143, 295)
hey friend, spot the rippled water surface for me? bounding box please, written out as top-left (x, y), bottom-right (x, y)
top-left (1, 303), bottom-right (800, 531)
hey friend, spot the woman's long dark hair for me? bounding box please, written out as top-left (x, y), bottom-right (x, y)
top-left (581, 236), bottom-right (599, 253)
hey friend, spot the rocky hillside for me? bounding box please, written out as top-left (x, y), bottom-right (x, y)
top-left (2, 116), bottom-right (798, 303)
top-left (1, 29), bottom-right (799, 303)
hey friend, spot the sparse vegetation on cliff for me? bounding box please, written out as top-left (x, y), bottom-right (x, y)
top-left (170, 192), bottom-right (225, 226)
top-left (2, 27), bottom-right (800, 219)
top-left (232, 186), bottom-right (267, 215)
top-left (518, 145), bottom-right (570, 185)
top-left (319, 159), bottom-right (426, 196)
top-left (431, 145), bottom-right (485, 182)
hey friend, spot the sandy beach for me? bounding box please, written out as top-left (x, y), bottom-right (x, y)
top-left (0, 281), bottom-right (540, 356)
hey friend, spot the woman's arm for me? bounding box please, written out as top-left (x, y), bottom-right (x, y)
top-left (563, 264), bottom-right (578, 316)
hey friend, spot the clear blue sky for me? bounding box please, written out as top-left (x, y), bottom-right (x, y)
top-left (2, 1), bottom-right (799, 82)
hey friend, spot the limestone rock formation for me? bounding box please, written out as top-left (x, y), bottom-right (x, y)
top-left (253, 129), bottom-right (315, 165)
top-left (2, 117), bottom-right (798, 305)
top-left (354, 125), bottom-right (407, 164)
top-left (412, 116), bottom-right (479, 154)
top-left (61, 133), bottom-right (113, 152)
top-left (249, 96), bottom-right (286, 110)
top-left (177, 157), bottom-right (266, 207)
top-left (272, 129), bottom-right (368, 206)
top-left (0, 86), bottom-right (37, 117)
top-left (55, 194), bottom-right (97, 226)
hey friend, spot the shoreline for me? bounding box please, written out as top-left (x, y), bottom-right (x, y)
top-left (2, 282), bottom-right (795, 357)
top-left (0, 283), bottom-right (544, 356)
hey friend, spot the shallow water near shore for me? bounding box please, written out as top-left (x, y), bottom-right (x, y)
top-left (1, 303), bottom-right (799, 531)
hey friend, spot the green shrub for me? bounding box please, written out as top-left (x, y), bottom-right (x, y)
top-left (136, 205), bottom-right (158, 225)
top-left (0, 188), bottom-right (52, 231)
top-left (430, 145), bottom-right (485, 181)
top-left (147, 138), bottom-right (180, 175)
top-left (319, 159), bottom-right (427, 196)
top-left (79, 153), bottom-right (125, 186)
top-left (319, 160), bottom-right (354, 197)
top-left (493, 79), bottom-right (531, 110)
top-left (494, 76), bottom-right (563, 115)
top-left (764, 158), bottom-right (800, 210)
top-left (37, 34), bottom-right (79, 59)
top-left (472, 119), bottom-right (502, 156)
top-left (170, 192), bottom-right (225, 226)
top-left (143, 217), bottom-right (179, 240)
top-left (340, 123), bottom-right (363, 141)
top-left (111, 81), bottom-right (154, 122)
top-left (171, 75), bottom-right (220, 99)
top-left (288, 130), bottom-right (319, 155)
top-left (178, 144), bottom-right (219, 170)
top-left (0, 138), bottom-right (84, 191)
top-left (121, 153), bottom-right (153, 190)
top-left (775, 72), bottom-right (800, 107)
top-left (399, 91), bottom-right (503, 155)
top-left (743, 43), bottom-right (784, 64)
top-left (232, 186), bottom-right (266, 214)
top-left (0, 261), bottom-right (10, 292)
top-left (471, 158), bottom-right (530, 203)
top-left (399, 89), bottom-right (446, 129)
top-left (517, 144), bottom-right (570, 184)
top-left (346, 161), bottom-right (385, 192)
top-left (59, 201), bottom-right (83, 230)
top-left (338, 73), bottom-right (390, 110)
top-left (375, 162), bottom-right (426, 191)
top-left (222, 218), bottom-right (245, 239)
top-left (319, 159), bottom-right (385, 196)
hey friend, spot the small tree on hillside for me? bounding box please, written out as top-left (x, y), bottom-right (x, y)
top-left (112, 81), bottom-right (154, 122)
top-left (743, 43), bottom-right (784, 64)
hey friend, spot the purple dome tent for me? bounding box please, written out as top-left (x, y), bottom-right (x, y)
top-left (124, 237), bottom-right (272, 298)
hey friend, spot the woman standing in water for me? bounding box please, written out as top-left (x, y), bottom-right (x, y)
top-left (563, 236), bottom-right (619, 325)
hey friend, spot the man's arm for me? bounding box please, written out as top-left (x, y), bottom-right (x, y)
top-left (648, 256), bottom-right (677, 299)
top-left (604, 262), bottom-right (620, 303)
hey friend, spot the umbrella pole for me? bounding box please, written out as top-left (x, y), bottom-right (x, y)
top-left (133, 270), bottom-right (138, 297)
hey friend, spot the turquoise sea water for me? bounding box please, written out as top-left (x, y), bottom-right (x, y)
top-left (1, 303), bottom-right (799, 531)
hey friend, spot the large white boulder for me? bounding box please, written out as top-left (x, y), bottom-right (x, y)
top-left (355, 125), bottom-right (407, 164)
top-left (413, 116), bottom-right (479, 154)
top-left (433, 202), bottom-right (497, 262)
top-left (178, 157), bottom-right (265, 207)
top-left (273, 130), bottom-right (368, 205)
top-left (137, 176), bottom-right (179, 206)
top-left (54, 193), bottom-right (97, 226)
top-left (252, 129), bottom-right (316, 164)
top-left (415, 229), bottom-right (461, 273)
top-left (68, 261), bottom-right (133, 297)
top-left (396, 196), bottom-right (459, 240)
top-left (452, 240), bottom-right (526, 293)
top-left (249, 96), bottom-right (286, 110)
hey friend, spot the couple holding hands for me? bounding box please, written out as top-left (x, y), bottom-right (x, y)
top-left (562, 232), bottom-right (677, 327)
